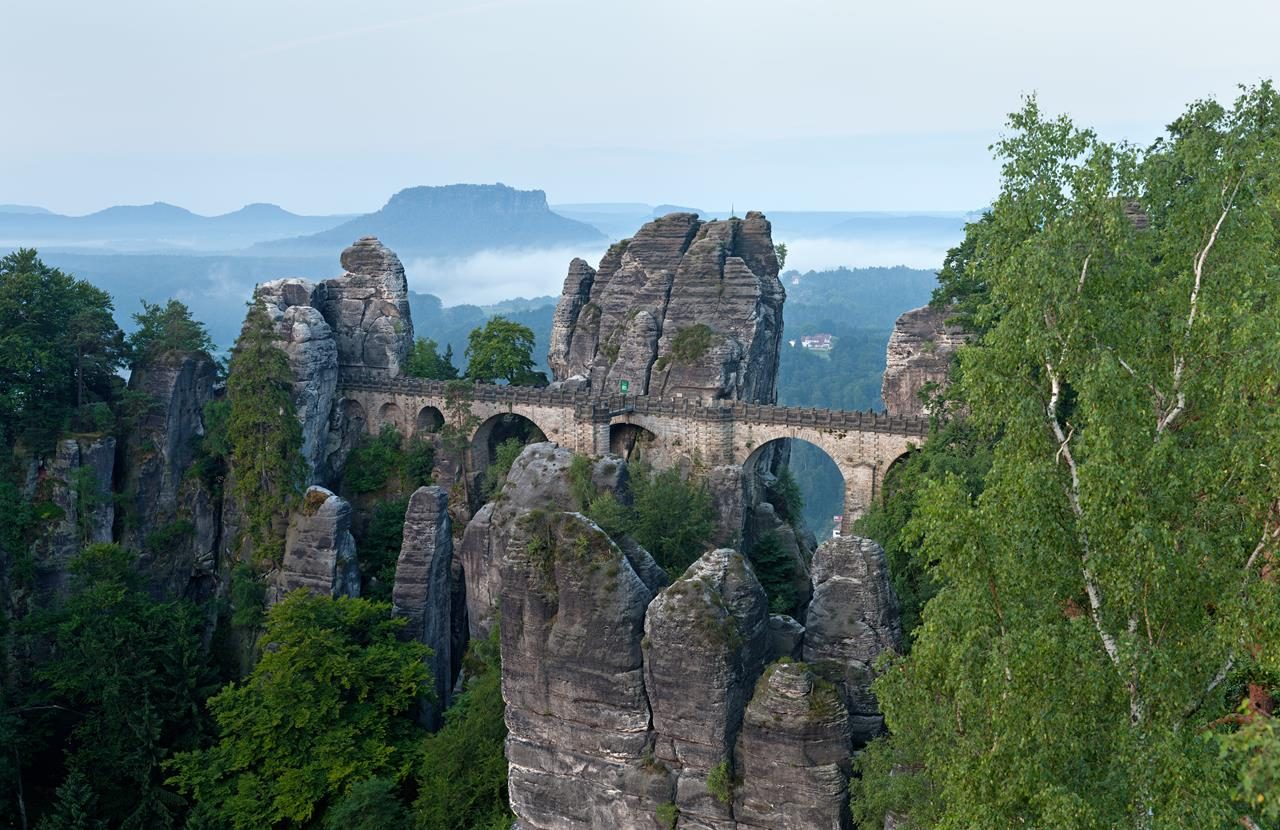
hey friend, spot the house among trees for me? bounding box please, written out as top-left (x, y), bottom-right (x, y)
top-left (800, 333), bottom-right (833, 351)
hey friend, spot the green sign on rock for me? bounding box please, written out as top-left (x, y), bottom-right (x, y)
top-left (619, 379), bottom-right (630, 393)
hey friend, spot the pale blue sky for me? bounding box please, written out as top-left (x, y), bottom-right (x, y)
top-left (3, 0), bottom-right (1277, 215)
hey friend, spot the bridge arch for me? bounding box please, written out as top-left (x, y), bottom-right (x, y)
top-left (471, 412), bottom-right (549, 486)
top-left (609, 422), bottom-right (657, 463)
top-left (415, 405), bottom-right (444, 435)
top-left (377, 402), bottom-right (405, 434)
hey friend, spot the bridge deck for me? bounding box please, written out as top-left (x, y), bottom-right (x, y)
top-left (337, 369), bottom-right (930, 437)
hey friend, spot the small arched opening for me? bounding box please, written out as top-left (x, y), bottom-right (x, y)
top-left (415, 405), bottom-right (444, 435)
top-left (471, 413), bottom-right (548, 500)
top-left (609, 423), bottom-right (657, 463)
top-left (378, 402), bottom-right (405, 434)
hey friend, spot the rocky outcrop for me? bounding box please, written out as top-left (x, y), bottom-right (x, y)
top-left (120, 350), bottom-right (220, 595)
top-left (501, 510), bottom-right (667, 830)
top-left (802, 535), bottom-right (902, 745)
top-left (323, 236), bottom-right (414, 374)
top-left (459, 443), bottom-right (629, 638)
top-left (644, 549), bottom-right (771, 829)
top-left (881, 304), bottom-right (970, 417)
top-left (548, 212), bottom-right (785, 403)
top-left (255, 278), bottom-right (339, 483)
top-left (27, 437), bottom-right (116, 599)
top-left (270, 486), bottom-right (360, 603)
top-left (733, 661), bottom-right (853, 830)
top-left (392, 486), bottom-right (453, 728)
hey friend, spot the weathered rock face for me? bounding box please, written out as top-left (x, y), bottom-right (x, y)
top-left (644, 549), bottom-right (771, 829)
top-left (27, 437), bottom-right (116, 599)
top-left (270, 486), bottom-right (360, 604)
top-left (549, 212), bottom-right (784, 403)
top-left (121, 351), bottom-right (220, 596)
top-left (392, 486), bottom-right (453, 728)
top-left (734, 661), bottom-right (853, 830)
top-left (881, 304), bottom-right (970, 417)
top-left (502, 510), bottom-right (668, 830)
top-left (802, 535), bottom-right (902, 745)
top-left (322, 236), bottom-right (414, 374)
top-left (255, 278), bottom-right (339, 484)
top-left (459, 443), bottom-right (628, 638)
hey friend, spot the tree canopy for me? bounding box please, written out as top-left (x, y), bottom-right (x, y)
top-left (0, 249), bottom-right (126, 449)
top-left (464, 317), bottom-right (543, 386)
top-left (405, 336), bottom-right (459, 380)
top-left (854, 85), bottom-right (1280, 829)
top-left (127, 298), bottom-right (216, 365)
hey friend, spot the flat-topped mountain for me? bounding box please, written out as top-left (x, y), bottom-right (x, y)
top-left (256, 183), bottom-right (605, 259)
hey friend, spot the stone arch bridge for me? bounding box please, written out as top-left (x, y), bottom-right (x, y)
top-left (338, 369), bottom-right (929, 530)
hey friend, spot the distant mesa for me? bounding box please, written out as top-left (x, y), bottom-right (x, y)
top-left (651, 203), bottom-right (703, 217)
top-left (0, 203), bottom-right (52, 215)
top-left (255, 183), bottom-right (605, 259)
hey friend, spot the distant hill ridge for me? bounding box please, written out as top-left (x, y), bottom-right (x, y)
top-left (255, 183), bottom-right (605, 258)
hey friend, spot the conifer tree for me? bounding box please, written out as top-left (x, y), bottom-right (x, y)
top-left (225, 302), bottom-right (303, 563)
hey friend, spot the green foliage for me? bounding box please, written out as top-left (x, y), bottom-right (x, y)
top-left (656, 324), bottom-right (714, 371)
top-left (773, 242), bottom-right (788, 271)
top-left (405, 337), bottom-right (459, 380)
top-left (190, 398), bottom-right (231, 495)
top-left (706, 759), bottom-right (735, 804)
top-left (21, 543), bottom-right (217, 829)
top-left (465, 317), bottom-right (541, 385)
top-left (403, 437), bottom-right (436, 489)
top-left (229, 562), bottom-right (266, 629)
top-left (0, 248), bottom-right (127, 449)
top-left (656, 802), bottom-right (679, 830)
top-left (226, 302), bottom-right (303, 563)
top-left (858, 86), bottom-right (1280, 829)
top-left (322, 777), bottom-right (409, 830)
top-left (167, 593), bottom-right (429, 830)
top-left (768, 466), bottom-right (804, 526)
top-left (567, 454), bottom-right (595, 511)
top-left (587, 463), bottom-right (715, 578)
top-left (144, 519), bottom-right (195, 555)
top-left (127, 298), bottom-right (216, 366)
top-left (745, 531), bottom-right (799, 615)
top-left (413, 626), bottom-right (513, 830)
top-left (344, 424), bottom-right (404, 494)
top-left (360, 499), bottom-right (408, 602)
top-left (854, 419), bottom-right (994, 641)
top-left (35, 768), bottom-right (106, 830)
top-left (1216, 707), bottom-right (1280, 824)
top-left (482, 437), bottom-right (525, 499)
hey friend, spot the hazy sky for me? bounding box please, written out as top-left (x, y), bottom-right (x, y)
top-left (4, 0), bottom-right (1278, 216)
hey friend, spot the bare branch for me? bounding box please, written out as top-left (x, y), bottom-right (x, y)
top-left (1159, 172), bottom-right (1245, 435)
top-left (1046, 359), bottom-right (1120, 666)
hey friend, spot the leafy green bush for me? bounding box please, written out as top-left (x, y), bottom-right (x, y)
top-left (745, 531), bottom-right (799, 615)
top-left (403, 437), bottom-right (437, 489)
top-left (768, 466), bottom-right (804, 525)
top-left (706, 759), bottom-right (735, 804)
top-left (414, 627), bottom-right (514, 829)
top-left (481, 437), bottom-right (526, 499)
top-left (229, 562), bottom-right (266, 630)
top-left (344, 424), bottom-right (404, 494)
top-left (656, 801), bottom-right (679, 829)
top-left (359, 499), bottom-right (408, 602)
top-left (587, 463), bottom-right (714, 578)
top-left (655, 324), bottom-right (715, 371)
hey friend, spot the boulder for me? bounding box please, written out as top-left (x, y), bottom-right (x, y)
top-left (734, 661), bottom-right (853, 830)
top-left (320, 236), bottom-right (414, 375)
top-left (548, 212), bottom-right (784, 404)
top-left (802, 535), bottom-right (902, 745)
top-left (643, 549), bottom-right (770, 829)
top-left (459, 443), bottom-right (628, 638)
top-left (270, 486), bottom-right (360, 603)
top-left (501, 511), bottom-right (668, 829)
top-left (120, 350), bottom-right (219, 596)
top-left (392, 486), bottom-right (453, 728)
top-left (881, 304), bottom-right (970, 417)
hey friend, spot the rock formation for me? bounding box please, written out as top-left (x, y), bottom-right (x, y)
top-left (501, 510), bottom-right (668, 829)
top-left (803, 535), bottom-right (902, 745)
top-left (548, 212), bottom-right (784, 403)
top-left (270, 486), bottom-right (360, 604)
top-left (393, 486), bottom-right (453, 728)
top-left (326, 236), bottom-right (414, 374)
top-left (644, 549), bottom-right (771, 829)
top-left (881, 304), bottom-right (970, 417)
top-left (733, 661), bottom-right (853, 830)
top-left (120, 350), bottom-right (220, 595)
top-left (27, 437), bottom-right (115, 599)
top-left (459, 443), bottom-right (629, 638)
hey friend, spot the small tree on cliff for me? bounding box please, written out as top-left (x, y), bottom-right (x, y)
top-left (127, 298), bottom-right (216, 366)
top-left (405, 336), bottom-right (459, 380)
top-left (225, 303), bottom-right (304, 563)
top-left (464, 317), bottom-right (542, 385)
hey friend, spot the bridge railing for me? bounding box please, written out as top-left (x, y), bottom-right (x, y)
top-left (335, 370), bottom-right (929, 437)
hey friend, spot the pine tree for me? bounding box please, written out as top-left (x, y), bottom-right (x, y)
top-left (225, 303), bottom-right (303, 564)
